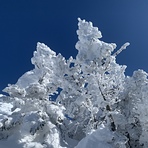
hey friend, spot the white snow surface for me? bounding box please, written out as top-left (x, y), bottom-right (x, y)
top-left (75, 126), bottom-right (114, 148)
top-left (0, 102), bottom-right (13, 116)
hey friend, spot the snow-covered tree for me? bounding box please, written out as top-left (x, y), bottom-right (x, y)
top-left (0, 18), bottom-right (148, 148)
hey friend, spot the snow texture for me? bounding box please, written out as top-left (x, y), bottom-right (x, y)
top-left (0, 18), bottom-right (148, 148)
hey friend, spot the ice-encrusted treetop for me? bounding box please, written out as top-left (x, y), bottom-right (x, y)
top-left (77, 18), bottom-right (102, 41)
top-left (0, 18), bottom-right (148, 148)
top-left (76, 18), bottom-right (129, 66)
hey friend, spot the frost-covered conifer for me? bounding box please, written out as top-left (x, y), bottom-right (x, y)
top-left (0, 18), bottom-right (148, 148)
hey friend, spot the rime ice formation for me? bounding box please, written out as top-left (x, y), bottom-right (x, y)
top-left (0, 18), bottom-right (148, 148)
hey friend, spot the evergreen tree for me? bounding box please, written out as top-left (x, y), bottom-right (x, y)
top-left (0, 18), bottom-right (148, 148)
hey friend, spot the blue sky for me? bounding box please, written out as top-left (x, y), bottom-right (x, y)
top-left (0, 1), bottom-right (148, 93)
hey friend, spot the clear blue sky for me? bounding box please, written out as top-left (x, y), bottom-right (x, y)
top-left (0, 0), bottom-right (148, 93)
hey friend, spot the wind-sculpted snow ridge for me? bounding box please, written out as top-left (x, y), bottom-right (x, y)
top-left (0, 18), bottom-right (148, 148)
